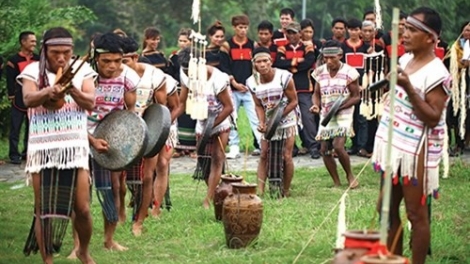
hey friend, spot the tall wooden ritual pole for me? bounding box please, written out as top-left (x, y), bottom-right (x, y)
top-left (379, 7), bottom-right (400, 246)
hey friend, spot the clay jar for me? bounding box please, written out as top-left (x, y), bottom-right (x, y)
top-left (360, 254), bottom-right (408, 264)
top-left (222, 183), bottom-right (263, 249)
top-left (214, 174), bottom-right (243, 221)
top-left (332, 230), bottom-right (381, 264)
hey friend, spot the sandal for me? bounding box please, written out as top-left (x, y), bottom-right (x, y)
top-left (189, 151), bottom-right (198, 159)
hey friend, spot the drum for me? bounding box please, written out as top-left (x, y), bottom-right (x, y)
top-left (142, 103), bottom-right (172, 158)
top-left (196, 111), bottom-right (217, 156)
top-left (91, 110), bottom-right (148, 171)
top-left (265, 101), bottom-right (286, 140)
top-left (321, 97), bottom-right (345, 127)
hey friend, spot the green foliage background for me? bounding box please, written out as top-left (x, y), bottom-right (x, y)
top-left (1, 0), bottom-right (469, 138)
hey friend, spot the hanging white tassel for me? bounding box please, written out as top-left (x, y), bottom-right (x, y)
top-left (191, 0), bottom-right (200, 24)
top-left (459, 69), bottom-right (467, 138)
top-left (450, 43), bottom-right (460, 117)
top-left (442, 122), bottom-right (450, 178)
top-left (374, 0), bottom-right (383, 29)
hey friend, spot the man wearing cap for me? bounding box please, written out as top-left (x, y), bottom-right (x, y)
top-left (274, 21), bottom-right (320, 159)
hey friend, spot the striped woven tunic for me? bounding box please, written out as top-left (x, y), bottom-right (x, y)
top-left (246, 68), bottom-right (299, 140)
top-left (372, 53), bottom-right (451, 198)
top-left (311, 63), bottom-right (359, 140)
top-left (17, 60), bottom-right (97, 173)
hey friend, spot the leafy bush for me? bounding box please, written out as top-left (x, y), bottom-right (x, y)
top-left (0, 0), bottom-right (95, 138)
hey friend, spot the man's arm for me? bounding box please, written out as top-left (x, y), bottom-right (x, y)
top-left (22, 79), bottom-right (54, 107)
top-left (282, 78), bottom-right (298, 117)
top-left (295, 45), bottom-right (316, 72)
top-left (175, 85), bottom-right (188, 119)
top-left (6, 60), bottom-right (18, 99)
top-left (404, 83), bottom-right (447, 128)
top-left (167, 91), bottom-right (180, 123)
top-left (339, 79), bottom-right (361, 110)
top-left (214, 88), bottom-right (234, 127)
top-left (124, 89), bottom-right (137, 112)
top-left (273, 46), bottom-right (295, 69)
top-left (312, 82), bottom-right (321, 107)
top-left (154, 82), bottom-right (167, 105)
top-left (68, 77), bottom-right (95, 111)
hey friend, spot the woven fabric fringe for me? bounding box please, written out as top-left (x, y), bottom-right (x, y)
top-left (126, 159), bottom-right (143, 221)
top-left (315, 126), bottom-right (354, 141)
top-left (26, 146), bottom-right (89, 174)
top-left (23, 168), bottom-right (77, 256)
top-left (92, 159), bottom-right (118, 222)
top-left (263, 125), bottom-right (297, 141)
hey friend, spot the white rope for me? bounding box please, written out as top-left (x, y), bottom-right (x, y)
top-left (292, 158), bottom-right (371, 264)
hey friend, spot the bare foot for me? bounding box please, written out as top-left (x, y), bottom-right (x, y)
top-left (151, 207), bottom-right (161, 218)
top-left (104, 241), bottom-right (128, 251)
top-left (67, 248), bottom-right (78, 260)
top-left (132, 222), bottom-right (143, 237)
top-left (348, 177), bottom-right (359, 189)
top-left (76, 249), bottom-right (96, 264)
top-left (202, 198), bottom-right (210, 209)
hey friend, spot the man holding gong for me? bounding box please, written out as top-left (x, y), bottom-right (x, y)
top-left (247, 47), bottom-right (299, 197)
top-left (310, 40), bottom-right (361, 188)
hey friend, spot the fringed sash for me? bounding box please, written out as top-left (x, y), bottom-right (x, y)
top-left (24, 168), bottom-right (77, 256)
top-left (92, 159), bottom-right (118, 222)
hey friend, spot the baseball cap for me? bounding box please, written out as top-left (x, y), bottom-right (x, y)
top-left (286, 22), bottom-right (301, 33)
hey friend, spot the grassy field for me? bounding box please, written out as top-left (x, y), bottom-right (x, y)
top-left (0, 109), bottom-right (469, 263)
top-left (0, 161), bottom-right (469, 264)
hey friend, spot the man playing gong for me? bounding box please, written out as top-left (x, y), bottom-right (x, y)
top-left (177, 47), bottom-right (234, 209)
top-left (247, 47), bottom-right (299, 197)
top-left (310, 40), bottom-right (360, 188)
top-left (87, 32), bottom-right (140, 250)
top-left (19, 27), bottom-right (96, 264)
top-left (120, 36), bottom-right (167, 235)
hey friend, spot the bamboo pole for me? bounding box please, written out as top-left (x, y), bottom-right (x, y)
top-left (379, 7), bottom-right (399, 246)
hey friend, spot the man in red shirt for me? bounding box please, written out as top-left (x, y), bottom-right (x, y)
top-left (6, 31), bottom-right (39, 164)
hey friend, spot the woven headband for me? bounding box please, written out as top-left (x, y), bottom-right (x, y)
top-left (406, 16), bottom-right (439, 40)
top-left (44, 37), bottom-right (73, 46)
top-left (252, 52), bottom-right (272, 61)
top-left (123, 52), bottom-right (138, 57)
top-left (321, 47), bottom-right (342, 55)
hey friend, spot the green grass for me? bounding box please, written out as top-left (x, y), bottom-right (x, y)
top-left (0, 161), bottom-right (469, 263)
top-left (0, 108), bottom-right (469, 263)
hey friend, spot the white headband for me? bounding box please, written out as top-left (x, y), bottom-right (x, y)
top-left (44, 37), bottom-right (73, 46)
top-left (406, 16), bottom-right (439, 40)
